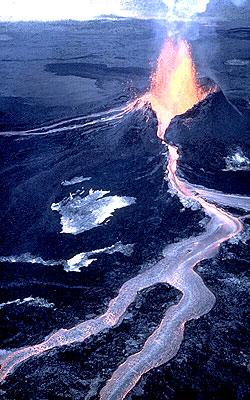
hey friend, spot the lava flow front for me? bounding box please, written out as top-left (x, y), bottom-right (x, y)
top-left (141, 39), bottom-right (210, 138)
top-left (0, 39), bottom-right (249, 400)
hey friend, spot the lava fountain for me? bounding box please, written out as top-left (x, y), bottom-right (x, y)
top-left (0, 38), bottom-right (248, 400)
top-left (141, 39), bottom-right (210, 138)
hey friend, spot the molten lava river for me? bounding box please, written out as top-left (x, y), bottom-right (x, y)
top-left (1, 40), bottom-right (249, 399)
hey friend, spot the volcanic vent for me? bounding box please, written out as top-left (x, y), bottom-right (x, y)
top-left (141, 39), bottom-right (212, 139)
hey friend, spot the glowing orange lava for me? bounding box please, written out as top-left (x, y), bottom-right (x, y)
top-left (141, 40), bottom-right (210, 138)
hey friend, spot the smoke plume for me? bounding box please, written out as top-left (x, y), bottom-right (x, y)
top-left (162, 0), bottom-right (210, 18)
top-left (161, 0), bottom-right (248, 19)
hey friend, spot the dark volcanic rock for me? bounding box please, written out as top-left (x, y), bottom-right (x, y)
top-left (0, 98), bottom-right (206, 400)
top-left (165, 90), bottom-right (250, 170)
top-left (45, 62), bottom-right (150, 79)
top-left (164, 90), bottom-right (250, 193)
top-left (0, 101), bottom-right (204, 351)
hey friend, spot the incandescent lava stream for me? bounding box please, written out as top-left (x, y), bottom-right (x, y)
top-left (99, 145), bottom-right (243, 400)
top-left (0, 39), bottom-right (249, 400)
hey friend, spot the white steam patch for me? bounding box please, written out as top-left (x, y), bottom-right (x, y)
top-left (51, 189), bottom-right (136, 235)
top-left (61, 176), bottom-right (91, 186)
top-left (66, 253), bottom-right (96, 271)
top-left (224, 150), bottom-right (250, 171)
top-left (0, 253), bottom-right (59, 266)
top-left (0, 296), bottom-right (54, 309)
top-left (162, 0), bottom-right (210, 18)
top-left (0, 242), bottom-right (134, 272)
top-left (225, 59), bottom-right (249, 66)
top-left (66, 242), bottom-right (135, 272)
top-left (0, 34), bottom-right (11, 41)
